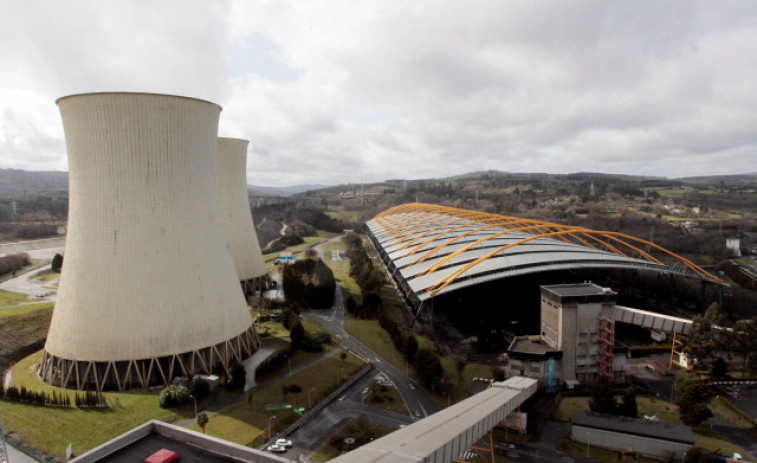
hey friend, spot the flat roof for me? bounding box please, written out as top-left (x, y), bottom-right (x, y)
top-left (69, 421), bottom-right (291, 463)
top-left (102, 435), bottom-right (240, 463)
top-left (508, 337), bottom-right (562, 358)
top-left (571, 410), bottom-right (694, 445)
top-left (541, 283), bottom-right (615, 298)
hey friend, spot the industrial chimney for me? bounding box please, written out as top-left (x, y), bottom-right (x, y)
top-left (217, 137), bottom-right (270, 295)
top-left (42, 92), bottom-right (258, 390)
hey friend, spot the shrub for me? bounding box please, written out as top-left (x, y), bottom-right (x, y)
top-left (158, 384), bottom-right (190, 408)
top-left (226, 361), bottom-right (246, 391)
top-left (189, 377), bottom-right (210, 400)
top-left (288, 384), bottom-right (302, 393)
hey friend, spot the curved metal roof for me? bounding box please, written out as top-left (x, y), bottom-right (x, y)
top-left (367, 203), bottom-right (723, 302)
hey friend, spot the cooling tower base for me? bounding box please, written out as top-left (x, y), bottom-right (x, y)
top-left (241, 275), bottom-right (273, 296)
top-left (40, 324), bottom-right (260, 391)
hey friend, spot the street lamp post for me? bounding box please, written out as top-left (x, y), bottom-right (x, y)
top-left (586, 431), bottom-right (590, 457)
top-left (268, 415), bottom-right (277, 440)
top-left (309, 387), bottom-right (316, 409)
top-left (285, 354), bottom-right (292, 377)
top-left (189, 394), bottom-right (197, 418)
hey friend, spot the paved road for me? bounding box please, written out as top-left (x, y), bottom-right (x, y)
top-left (0, 244), bottom-right (63, 306)
top-left (284, 369), bottom-right (415, 461)
top-left (4, 443), bottom-right (41, 463)
top-left (302, 285), bottom-right (440, 421)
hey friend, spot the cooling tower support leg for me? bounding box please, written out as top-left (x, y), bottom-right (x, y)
top-left (40, 325), bottom-right (260, 391)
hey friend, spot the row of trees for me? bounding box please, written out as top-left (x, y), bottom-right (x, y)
top-left (342, 234), bottom-right (445, 391)
top-left (687, 303), bottom-right (757, 377)
top-left (0, 252), bottom-right (30, 276)
top-left (1, 384), bottom-right (108, 409)
top-left (343, 233), bottom-right (383, 295)
top-left (282, 258), bottom-right (336, 309)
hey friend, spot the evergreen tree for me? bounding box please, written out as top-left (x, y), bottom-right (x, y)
top-left (588, 375), bottom-right (617, 414)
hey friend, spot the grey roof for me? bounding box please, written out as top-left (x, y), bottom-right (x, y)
top-left (571, 410), bottom-right (694, 445)
top-left (367, 210), bottom-right (710, 302)
top-left (542, 283), bottom-right (616, 298)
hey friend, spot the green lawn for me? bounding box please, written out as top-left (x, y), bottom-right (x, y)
top-left (0, 351), bottom-right (190, 461)
top-left (325, 211), bottom-right (359, 222)
top-left (0, 289), bottom-right (33, 307)
top-left (186, 351), bottom-right (365, 447)
top-left (30, 270), bottom-right (60, 282)
top-left (364, 383), bottom-right (408, 415)
top-left (0, 301), bottom-right (53, 319)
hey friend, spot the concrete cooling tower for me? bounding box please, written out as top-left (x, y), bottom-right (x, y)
top-left (217, 137), bottom-right (270, 295)
top-left (41, 92), bottom-right (259, 391)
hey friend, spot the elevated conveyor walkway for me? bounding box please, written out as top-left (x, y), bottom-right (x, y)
top-left (329, 376), bottom-right (538, 463)
top-left (612, 306), bottom-right (692, 336)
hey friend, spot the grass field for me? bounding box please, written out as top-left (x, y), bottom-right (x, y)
top-left (0, 301), bottom-right (52, 319)
top-left (325, 211), bottom-right (358, 222)
top-left (0, 302), bottom-right (53, 363)
top-left (364, 383), bottom-right (408, 415)
top-left (185, 351), bottom-right (365, 447)
top-left (309, 418), bottom-right (395, 463)
top-left (30, 270), bottom-right (60, 282)
top-left (0, 289), bottom-right (33, 307)
top-left (0, 351), bottom-right (190, 461)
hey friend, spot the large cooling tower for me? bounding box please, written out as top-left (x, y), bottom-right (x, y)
top-left (218, 137), bottom-right (270, 295)
top-left (41, 92), bottom-right (258, 391)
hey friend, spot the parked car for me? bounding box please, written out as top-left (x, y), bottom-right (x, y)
top-left (275, 438), bottom-right (293, 448)
top-left (267, 444), bottom-right (287, 453)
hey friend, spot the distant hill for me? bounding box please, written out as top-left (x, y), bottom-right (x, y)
top-left (248, 184), bottom-right (330, 196)
top-left (0, 169), bottom-right (68, 199)
top-left (677, 173), bottom-right (757, 187)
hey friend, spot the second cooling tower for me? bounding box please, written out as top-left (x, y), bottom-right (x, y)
top-left (218, 138), bottom-right (270, 294)
top-left (41, 92), bottom-right (259, 390)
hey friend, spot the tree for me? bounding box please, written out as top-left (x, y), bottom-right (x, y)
top-left (588, 375), bottom-right (617, 415)
top-left (51, 253), bottom-right (63, 272)
top-left (402, 335), bottom-right (418, 362)
top-left (689, 303), bottom-right (729, 367)
top-left (676, 374), bottom-right (713, 426)
top-left (189, 377), bottom-right (210, 399)
top-left (340, 351), bottom-right (347, 363)
top-left (158, 384), bottom-right (190, 408)
top-left (711, 357), bottom-right (727, 379)
top-left (684, 447), bottom-right (712, 463)
top-left (290, 321), bottom-right (305, 351)
top-left (226, 361), bottom-right (246, 390)
top-left (617, 388), bottom-right (638, 418)
top-left (196, 411), bottom-right (209, 433)
top-left (732, 317), bottom-right (757, 376)
top-left (413, 348), bottom-right (443, 389)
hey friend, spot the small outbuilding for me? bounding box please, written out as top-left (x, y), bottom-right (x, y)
top-left (571, 410), bottom-right (694, 460)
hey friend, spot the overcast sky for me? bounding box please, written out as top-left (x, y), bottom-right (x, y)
top-left (1, 1), bottom-right (756, 186)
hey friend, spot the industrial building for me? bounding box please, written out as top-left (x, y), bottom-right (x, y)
top-left (218, 137), bottom-right (270, 295)
top-left (507, 283), bottom-right (627, 387)
top-left (571, 410), bottom-right (694, 460)
top-left (42, 92), bottom-right (258, 390)
top-left (68, 420), bottom-right (290, 463)
top-left (367, 203), bottom-right (722, 315)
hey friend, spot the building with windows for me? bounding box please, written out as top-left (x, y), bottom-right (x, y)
top-left (507, 283), bottom-right (627, 387)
